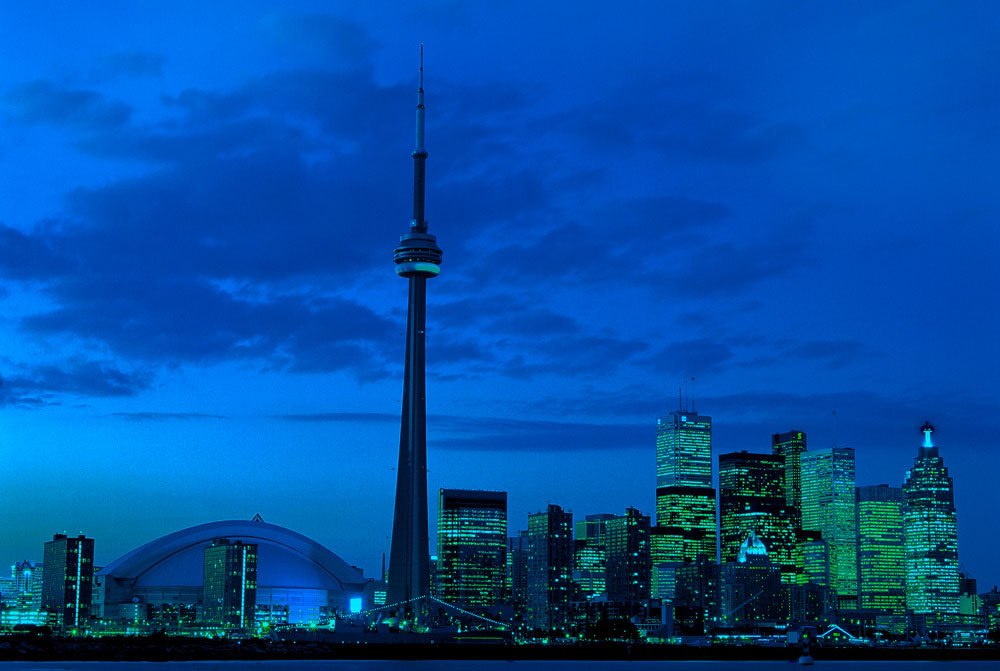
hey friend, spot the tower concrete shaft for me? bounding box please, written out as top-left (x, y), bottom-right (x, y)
top-left (387, 46), bottom-right (442, 616)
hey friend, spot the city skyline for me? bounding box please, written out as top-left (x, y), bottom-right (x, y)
top-left (0, 1), bottom-right (998, 593)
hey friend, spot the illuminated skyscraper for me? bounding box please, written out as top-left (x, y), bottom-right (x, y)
top-left (719, 532), bottom-right (783, 629)
top-left (388, 48), bottom-right (444, 614)
top-left (526, 505), bottom-right (573, 632)
top-left (436, 489), bottom-right (507, 609)
top-left (772, 430), bottom-right (806, 525)
top-left (903, 422), bottom-right (959, 619)
top-left (654, 406), bottom-right (716, 565)
top-left (202, 538), bottom-right (257, 630)
top-left (718, 451), bottom-right (796, 583)
top-left (573, 514), bottom-right (614, 601)
top-left (605, 507), bottom-right (651, 613)
top-left (801, 447), bottom-right (857, 610)
top-left (856, 484), bottom-right (905, 631)
top-left (656, 410), bottom-right (712, 488)
top-left (42, 534), bottom-right (94, 631)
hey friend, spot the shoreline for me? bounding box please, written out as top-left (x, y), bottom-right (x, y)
top-left (2, 637), bottom-right (1000, 662)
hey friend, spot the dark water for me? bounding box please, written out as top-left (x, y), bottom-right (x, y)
top-left (3, 662), bottom-right (1000, 671)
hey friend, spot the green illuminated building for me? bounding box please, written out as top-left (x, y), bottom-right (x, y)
top-left (801, 447), bottom-right (857, 610)
top-left (605, 508), bottom-right (651, 612)
top-left (436, 489), bottom-right (507, 609)
top-left (772, 430), bottom-right (807, 528)
top-left (856, 484), bottom-right (905, 631)
top-left (202, 538), bottom-right (257, 630)
top-left (526, 504), bottom-right (573, 633)
top-left (573, 514), bottom-right (613, 601)
top-left (718, 451), bottom-right (796, 584)
top-left (656, 410), bottom-right (712, 488)
top-left (654, 406), bottom-right (716, 568)
top-left (902, 422), bottom-right (959, 619)
top-left (655, 486), bottom-right (718, 563)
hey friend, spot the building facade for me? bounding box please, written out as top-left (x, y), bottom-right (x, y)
top-left (202, 538), bottom-right (258, 630)
top-left (41, 533), bottom-right (95, 631)
top-left (655, 406), bottom-right (716, 569)
top-left (605, 507), bottom-right (651, 612)
top-left (902, 422), bottom-right (960, 620)
top-left (718, 450), bottom-right (795, 584)
top-left (801, 447), bottom-right (858, 610)
top-left (526, 505), bottom-right (573, 633)
top-left (856, 484), bottom-right (906, 630)
top-left (436, 489), bottom-right (507, 609)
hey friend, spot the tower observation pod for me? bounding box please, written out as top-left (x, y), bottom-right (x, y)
top-left (387, 45), bottom-right (442, 620)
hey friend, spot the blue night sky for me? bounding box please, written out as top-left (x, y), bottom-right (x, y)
top-left (1, 2), bottom-right (998, 586)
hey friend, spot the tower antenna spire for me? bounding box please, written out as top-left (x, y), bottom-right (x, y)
top-left (411, 44), bottom-right (428, 231)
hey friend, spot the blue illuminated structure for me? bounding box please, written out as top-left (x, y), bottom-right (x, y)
top-left (387, 46), bottom-right (443, 617)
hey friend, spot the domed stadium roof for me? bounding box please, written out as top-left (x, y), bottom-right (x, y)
top-left (99, 519), bottom-right (365, 591)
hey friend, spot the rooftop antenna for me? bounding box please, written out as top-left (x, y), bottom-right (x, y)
top-left (691, 376), bottom-right (696, 413)
top-left (678, 386), bottom-right (683, 413)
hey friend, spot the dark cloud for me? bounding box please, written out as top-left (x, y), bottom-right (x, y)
top-left (276, 411), bottom-right (397, 423)
top-left (558, 74), bottom-right (807, 163)
top-left (0, 222), bottom-right (74, 280)
top-left (93, 52), bottom-right (166, 80)
top-left (112, 411), bottom-right (224, 421)
top-left (4, 80), bottom-right (131, 129)
top-left (276, 410), bottom-right (648, 452)
top-left (0, 360), bottom-right (150, 406)
top-left (642, 338), bottom-right (734, 377)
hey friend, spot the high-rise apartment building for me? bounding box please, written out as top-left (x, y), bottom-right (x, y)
top-left (654, 407), bottom-right (716, 565)
top-left (605, 508), bottom-right (651, 612)
top-left (41, 534), bottom-right (94, 631)
top-left (718, 451), bottom-right (796, 583)
top-left (903, 422), bottom-right (959, 619)
top-left (526, 505), bottom-right (573, 633)
top-left (856, 484), bottom-right (906, 631)
top-left (801, 447), bottom-right (858, 610)
top-left (202, 538), bottom-right (257, 630)
top-left (436, 489), bottom-right (507, 609)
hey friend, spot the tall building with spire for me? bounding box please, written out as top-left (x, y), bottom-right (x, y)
top-left (903, 422), bottom-right (960, 620)
top-left (387, 47), bottom-right (444, 615)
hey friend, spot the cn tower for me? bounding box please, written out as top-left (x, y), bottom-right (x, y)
top-left (387, 46), bottom-right (442, 616)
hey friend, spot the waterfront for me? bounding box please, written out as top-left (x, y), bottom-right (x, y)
top-left (3, 662), bottom-right (1000, 671)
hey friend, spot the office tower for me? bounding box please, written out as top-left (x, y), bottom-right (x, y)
top-left (573, 514), bottom-right (613, 601)
top-left (719, 532), bottom-right (783, 629)
top-left (801, 446), bottom-right (858, 610)
top-left (654, 488), bottom-right (717, 563)
top-left (506, 531), bottom-right (529, 608)
top-left (856, 484), bottom-right (905, 628)
top-left (41, 533), bottom-right (94, 631)
top-left (436, 489), bottom-right (507, 608)
top-left (656, 409), bottom-right (712, 487)
top-left (526, 505), bottom-right (573, 633)
top-left (772, 430), bottom-right (807, 526)
top-left (903, 422), bottom-right (959, 619)
top-left (718, 451), bottom-right (796, 583)
top-left (605, 508), bottom-right (651, 612)
top-left (654, 406), bottom-right (716, 565)
top-left (388, 48), bottom-right (444, 614)
top-left (202, 538), bottom-right (257, 630)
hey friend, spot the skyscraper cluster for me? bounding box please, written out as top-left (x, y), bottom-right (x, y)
top-left (427, 411), bottom-right (976, 640)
